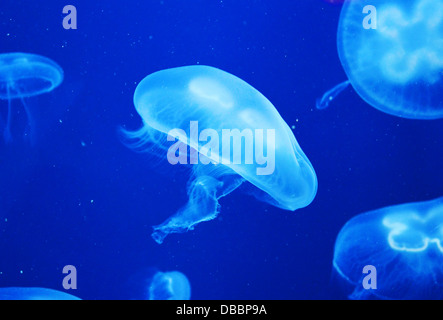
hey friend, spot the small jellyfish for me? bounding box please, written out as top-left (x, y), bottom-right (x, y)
top-left (318, 0), bottom-right (443, 119)
top-left (0, 287), bottom-right (81, 300)
top-left (0, 52), bottom-right (64, 142)
top-left (148, 271), bottom-right (191, 300)
top-left (333, 197), bottom-right (443, 300)
top-left (123, 65), bottom-right (317, 244)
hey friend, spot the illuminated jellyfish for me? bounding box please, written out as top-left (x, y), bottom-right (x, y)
top-left (0, 52), bottom-right (64, 142)
top-left (123, 65), bottom-right (317, 244)
top-left (333, 197), bottom-right (443, 300)
top-left (0, 287), bottom-right (81, 300)
top-left (148, 271), bottom-right (191, 300)
top-left (318, 0), bottom-right (443, 119)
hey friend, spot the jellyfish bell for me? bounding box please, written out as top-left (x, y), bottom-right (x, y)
top-left (333, 197), bottom-right (443, 300)
top-left (318, 0), bottom-right (443, 119)
top-left (0, 53), bottom-right (64, 99)
top-left (148, 271), bottom-right (191, 300)
top-left (124, 65), bottom-right (317, 244)
top-left (0, 287), bottom-right (81, 300)
top-left (0, 52), bottom-right (64, 142)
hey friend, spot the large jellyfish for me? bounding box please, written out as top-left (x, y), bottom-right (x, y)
top-left (333, 197), bottom-right (443, 300)
top-left (148, 271), bottom-right (191, 300)
top-left (318, 0), bottom-right (443, 119)
top-left (124, 65), bottom-right (317, 244)
top-left (0, 287), bottom-right (81, 300)
top-left (0, 52), bottom-right (64, 142)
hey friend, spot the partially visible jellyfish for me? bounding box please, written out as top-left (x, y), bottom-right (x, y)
top-left (148, 271), bottom-right (191, 300)
top-left (0, 52), bottom-right (64, 142)
top-left (0, 287), bottom-right (81, 300)
top-left (318, 0), bottom-right (443, 119)
top-left (333, 197), bottom-right (443, 300)
top-left (123, 65), bottom-right (317, 244)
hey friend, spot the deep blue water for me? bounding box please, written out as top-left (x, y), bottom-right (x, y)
top-left (0, 0), bottom-right (442, 300)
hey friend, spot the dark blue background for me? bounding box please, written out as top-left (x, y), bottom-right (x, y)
top-left (0, 0), bottom-right (442, 299)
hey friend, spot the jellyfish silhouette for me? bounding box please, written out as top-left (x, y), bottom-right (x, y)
top-left (0, 52), bottom-right (64, 142)
top-left (123, 65), bottom-right (317, 244)
top-left (148, 271), bottom-right (191, 300)
top-left (0, 287), bottom-right (81, 300)
top-left (318, 0), bottom-right (443, 119)
top-left (333, 197), bottom-right (443, 300)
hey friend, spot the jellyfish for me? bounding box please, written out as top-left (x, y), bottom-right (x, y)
top-left (317, 0), bottom-right (443, 119)
top-left (123, 65), bottom-right (317, 244)
top-left (0, 287), bottom-right (81, 300)
top-left (148, 271), bottom-right (191, 300)
top-left (0, 52), bottom-right (64, 142)
top-left (333, 197), bottom-right (443, 300)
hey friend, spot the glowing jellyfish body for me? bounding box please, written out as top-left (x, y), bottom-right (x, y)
top-left (0, 287), bottom-right (81, 300)
top-left (0, 52), bottom-right (64, 142)
top-left (125, 65), bottom-right (317, 244)
top-left (319, 0), bottom-right (443, 119)
top-left (148, 271), bottom-right (191, 300)
top-left (333, 197), bottom-right (443, 300)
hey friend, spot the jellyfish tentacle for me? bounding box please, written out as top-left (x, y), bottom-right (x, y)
top-left (14, 82), bottom-right (36, 144)
top-left (19, 95), bottom-right (35, 142)
top-left (20, 96), bottom-right (32, 127)
top-left (151, 174), bottom-right (244, 244)
top-left (3, 83), bottom-right (13, 143)
top-left (316, 80), bottom-right (351, 110)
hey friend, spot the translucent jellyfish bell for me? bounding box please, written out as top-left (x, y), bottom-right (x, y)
top-left (318, 0), bottom-right (443, 119)
top-left (148, 271), bottom-right (191, 300)
top-left (124, 65), bottom-right (317, 244)
top-left (0, 52), bottom-right (64, 142)
top-left (0, 287), bottom-right (81, 300)
top-left (333, 197), bottom-right (443, 300)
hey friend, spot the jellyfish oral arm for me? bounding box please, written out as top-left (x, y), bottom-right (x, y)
top-left (316, 80), bottom-right (350, 110)
top-left (151, 175), bottom-right (244, 244)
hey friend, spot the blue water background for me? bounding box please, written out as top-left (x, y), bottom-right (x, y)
top-left (0, 0), bottom-right (442, 299)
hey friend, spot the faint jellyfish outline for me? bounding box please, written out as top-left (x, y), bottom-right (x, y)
top-left (317, 0), bottom-right (443, 119)
top-left (0, 287), bottom-right (81, 300)
top-left (333, 197), bottom-right (443, 300)
top-left (0, 52), bottom-right (64, 143)
top-left (123, 65), bottom-right (317, 244)
top-left (148, 271), bottom-right (191, 300)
